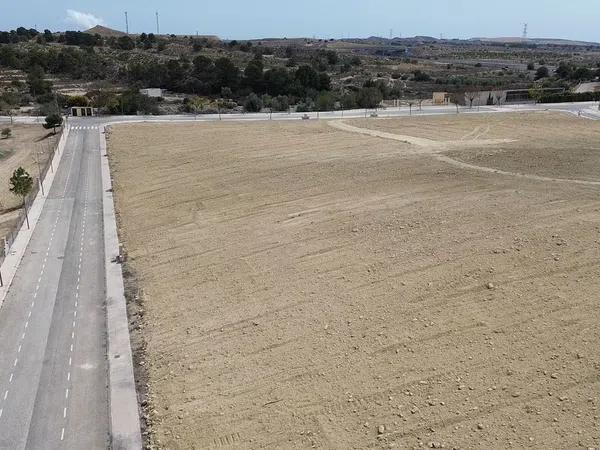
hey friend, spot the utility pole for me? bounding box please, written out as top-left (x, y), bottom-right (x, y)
top-left (522, 23), bottom-right (528, 39)
top-left (34, 145), bottom-right (45, 197)
top-left (125, 11), bottom-right (129, 34)
top-left (156, 11), bottom-right (160, 35)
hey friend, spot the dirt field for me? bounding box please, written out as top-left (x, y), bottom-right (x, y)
top-left (108, 113), bottom-right (600, 450)
top-left (0, 124), bottom-right (57, 241)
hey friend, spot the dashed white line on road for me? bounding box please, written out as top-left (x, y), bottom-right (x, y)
top-left (60, 427), bottom-right (65, 441)
top-left (3, 391), bottom-right (8, 400)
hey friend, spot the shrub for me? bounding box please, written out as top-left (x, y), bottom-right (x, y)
top-left (244, 93), bottom-right (263, 112)
top-left (1, 127), bottom-right (11, 138)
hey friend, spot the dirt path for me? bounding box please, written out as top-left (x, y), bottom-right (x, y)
top-left (331, 120), bottom-right (600, 186)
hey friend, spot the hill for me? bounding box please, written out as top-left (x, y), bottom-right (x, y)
top-left (85, 25), bottom-right (127, 38)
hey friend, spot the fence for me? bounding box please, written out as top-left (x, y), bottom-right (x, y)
top-left (0, 126), bottom-right (66, 278)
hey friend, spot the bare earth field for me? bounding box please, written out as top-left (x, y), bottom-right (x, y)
top-left (0, 124), bottom-right (56, 241)
top-left (108, 113), bottom-right (600, 450)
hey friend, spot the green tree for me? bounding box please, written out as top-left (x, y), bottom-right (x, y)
top-left (244, 93), bottom-right (263, 112)
top-left (356, 87), bottom-right (383, 108)
top-left (43, 114), bottom-right (63, 134)
top-left (316, 92), bottom-right (335, 111)
top-left (9, 167), bottom-right (33, 229)
top-left (535, 66), bottom-right (549, 80)
top-left (1, 127), bottom-right (11, 138)
top-left (528, 83), bottom-right (544, 104)
top-left (243, 56), bottom-right (264, 93)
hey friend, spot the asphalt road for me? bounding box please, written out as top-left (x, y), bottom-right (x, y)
top-left (0, 126), bottom-right (108, 449)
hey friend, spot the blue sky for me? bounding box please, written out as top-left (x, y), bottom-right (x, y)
top-left (2, 0), bottom-right (599, 42)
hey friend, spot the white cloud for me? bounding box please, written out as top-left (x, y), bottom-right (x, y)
top-left (65, 9), bottom-right (105, 30)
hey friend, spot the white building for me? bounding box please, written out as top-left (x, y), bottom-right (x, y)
top-left (139, 88), bottom-right (163, 98)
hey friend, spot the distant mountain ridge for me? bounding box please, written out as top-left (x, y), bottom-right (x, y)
top-left (471, 36), bottom-right (600, 47)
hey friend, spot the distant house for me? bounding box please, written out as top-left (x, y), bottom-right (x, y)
top-left (432, 92), bottom-right (450, 105)
top-left (139, 88), bottom-right (163, 98)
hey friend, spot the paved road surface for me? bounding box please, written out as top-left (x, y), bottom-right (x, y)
top-left (0, 126), bottom-right (108, 449)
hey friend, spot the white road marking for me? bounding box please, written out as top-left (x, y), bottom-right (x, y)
top-left (69, 357), bottom-right (72, 366)
top-left (0, 409), bottom-right (3, 418)
top-left (12, 359), bottom-right (17, 367)
top-left (3, 390), bottom-right (8, 400)
top-left (67, 372), bottom-right (71, 381)
top-left (9, 374), bottom-right (13, 383)
top-left (63, 407), bottom-right (67, 418)
top-left (65, 388), bottom-right (69, 399)
top-left (60, 427), bottom-right (65, 441)
top-left (24, 321), bottom-right (28, 329)
top-left (17, 345), bottom-right (21, 353)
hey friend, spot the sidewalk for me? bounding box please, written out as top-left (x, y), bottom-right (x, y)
top-left (99, 125), bottom-right (142, 450)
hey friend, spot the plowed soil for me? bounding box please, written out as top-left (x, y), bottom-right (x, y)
top-left (108, 113), bottom-right (600, 450)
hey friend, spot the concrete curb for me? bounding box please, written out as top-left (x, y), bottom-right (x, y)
top-left (0, 125), bottom-right (70, 308)
top-left (99, 126), bottom-right (143, 450)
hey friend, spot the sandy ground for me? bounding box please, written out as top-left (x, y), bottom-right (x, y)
top-left (0, 124), bottom-right (57, 241)
top-left (108, 113), bottom-right (600, 450)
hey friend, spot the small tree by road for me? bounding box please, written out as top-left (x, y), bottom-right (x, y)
top-left (9, 167), bottom-right (33, 229)
top-left (1, 127), bottom-right (11, 139)
top-left (465, 91), bottom-right (478, 109)
top-left (43, 114), bottom-right (63, 134)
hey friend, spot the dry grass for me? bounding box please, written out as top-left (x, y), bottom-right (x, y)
top-left (108, 114), bottom-right (600, 450)
top-left (0, 124), bottom-right (57, 241)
